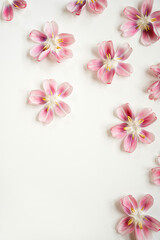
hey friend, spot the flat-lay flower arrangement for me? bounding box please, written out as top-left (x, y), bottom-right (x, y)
top-left (1, 0), bottom-right (160, 239)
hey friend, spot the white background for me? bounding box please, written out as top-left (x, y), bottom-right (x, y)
top-left (1, 0), bottom-right (160, 239)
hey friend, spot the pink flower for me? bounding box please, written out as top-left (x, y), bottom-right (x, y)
top-left (117, 194), bottom-right (160, 240)
top-left (110, 103), bottom-right (157, 153)
top-left (2, 0), bottom-right (27, 21)
top-left (29, 21), bottom-right (75, 62)
top-left (120, 0), bottom-right (160, 46)
top-left (87, 41), bottom-right (133, 84)
top-left (66, 0), bottom-right (107, 16)
top-left (148, 63), bottom-right (160, 100)
top-left (151, 156), bottom-right (160, 185)
top-left (28, 79), bottom-right (73, 124)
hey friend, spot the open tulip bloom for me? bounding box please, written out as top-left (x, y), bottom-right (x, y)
top-left (120, 0), bottom-right (160, 46)
top-left (28, 79), bottom-right (73, 124)
top-left (2, 0), bottom-right (27, 21)
top-left (87, 41), bottom-right (133, 84)
top-left (117, 195), bottom-right (160, 240)
top-left (67, 0), bottom-right (107, 15)
top-left (29, 21), bottom-right (75, 62)
top-left (110, 103), bottom-right (157, 153)
top-left (148, 63), bottom-right (160, 100)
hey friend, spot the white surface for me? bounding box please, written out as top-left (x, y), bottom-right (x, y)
top-left (1, 0), bottom-right (160, 239)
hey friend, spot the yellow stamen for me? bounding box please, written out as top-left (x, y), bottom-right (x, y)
top-left (127, 116), bottom-right (132, 122)
top-left (138, 119), bottom-right (144, 124)
top-left (144, 25), bottom-right (150, 31)
top-left (151, 18), bottom-right (156, 22)
top-left (136, 25), bottom-right (140, 29)
top-left (52, 32), bottom-right (54, 38)
top-left (57, 39), bottom-right (63, 43)
top-left (139, 222), bottom-right (143, 229)
top-left (124, 127), bottom-right (129, 130)
top-left (132, 134), bottom-right (134, 139)
top-left (43, 44), bottom-right (50, 51)
top-left (128, 218), bottom-right (133, 226)
top-left (139, 134), bottom-right (145, 139)
top-left (141, 206), bottom-right (144, 211)
top-left (131, 208), bottom-right (135, 213)
top-left (136, 14), bottom-right (141, 19)
top-left (42, 98), bottom-right (46, 101)
top-left (50, 90), bottom-right (52, 96)
top-left (106, 53), bottom-right (111, 59)
top-left (56, 46), bottom-right (61, 49)
top-left (47, 106), bottom-right (50, 112)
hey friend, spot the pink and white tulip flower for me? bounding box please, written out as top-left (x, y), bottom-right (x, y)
top-left (29, 21), bottom-right (75, 62)
top-left (111, 103), bottom-right (157, 153)
top-left (151, 156), bottom-right (160, 185)
top-left (87, 41), bottom-right (133, 84)
top-left (148, 64), bottom-right (160, 100)
top-left (67, 0), bottom-right (107, 15)
top-left (2, 0), bottom-right (27, 21)
top-left (28, 79), bottom-right (73, 124)
top-left (117, 195), bottom-right (160, 240)
top-left (121, 0), bottom-right (160, 46)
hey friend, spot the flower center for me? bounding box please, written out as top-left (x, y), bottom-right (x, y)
top-left (137, 15), bottom-right (150, 31)
top-left (104, 54), bottom-right (117, 71)
top-left (44, 36), bottom-right (63, 51)
top-left (45, 94), bottom-right (60, 108)
top-left (76, 0), bottom-right (84, 3)
top-left (129, 208), bottom-right (145, 229)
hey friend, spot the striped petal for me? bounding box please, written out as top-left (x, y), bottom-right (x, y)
top-left (151, 167), bottom-right (160, 185)
top-left (123, 7), bottom-right (141, 21)
top-left (138, 130), bottom-right (155, 144)
top-left (57, 82), bottom-right (73, 98)
top-left (141, 24), bottom-right (159, 46)
top-left (141, 0), bottom-right (153, 17)
top-left (117, 217), bottom-right (134, 235)
top-left (143, 216), bottom-right (160, 232)
top-left (98, 41), bottom-right (115, 60)
top-left (38, 107), bottom-right (54, 124)
top-left (28, 90), bottom-right (46, 105)
top-left (87, 59), bottom-right (103, 71)
top-left (44, 21), bottom-right (59, 39)
top-left (88, 0), bottom-right (107, 14)
top-left (139, 194), bottom-right (153, 212)
top-left (55, 101), bottom-right (71, 117)
top-left (29, 30), bottom-right (47, 43)
top-left (43, 79), bottom-right (57, 96)
top-left (97, 66), bottom-right (115, 84)
top-left (12, 0), bottom-right (27, 8)
top-left (116, 103), bottom-right (135, 122)
top-left (137, 108), bottom-right (157, 127)
top-left (120, 195), bottom-right (138, 215)
top-left (116, 43), bottom-right (133, 61)
top-left (2, 1), bottom-right (14, 21)
top-left (57, 33), bottom-right (75, 47)
top-left (120, 21), bottom-right (139, 37)
top-left (116, 62), bottom-right (133, 77)
top-left (123, 134), bottom-right (137, 153)
top-left (66, 0), bottom-right (86, 15)
top-left (110, 123), bottom-right (127, 139)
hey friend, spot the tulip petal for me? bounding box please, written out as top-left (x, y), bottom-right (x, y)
top-left (123, 134), bottom-right (137, 153)
top-left (148, 81), bottom-right (160, 100)
top-left (116, 43), bottom-right (133, 61)
top-left (117, 217), bottom-right (134, 235)
top-left (137, 108), bottom-right (157, 127)
top-left (43, 79), bottom-right (57, 96)
top-left (12, 0), bottom-right (27, 8)
top-left (143, 216), bottom-right (160, 232)
top-left (38, 107), bottom-right (54, 124)
top-left (57, 33), bottom-right (75, 47)
top-left (150, 64), bottom-right (160, 78)
top-left (37, 48), bottom-right (50, 61)
top-left (29, 30), bottom-right (47, 43)
top-left (2, 1), bottom-right (14, 21)
top-left (52, 48), bottom-right (73, 63)
top-left (87, 59), bottom-right (103, 71)
top-left (120, 195), bottom-right (138, 215)
top-left (139, 194), bottom-right (154, 212)
top-left (97, 66), bottom-right (115, 84)
top-left (55, 101), bottom-right (71, 117)
top-left (116, 103), bottom-right (135, 122)
top-left (30, 44), bottom-right (49, 60)
top-left (116, 62), bottom-right (133, 77)
top-left (151, 167), bottom-right (160, 185)
top-left (135, 224), bottom-right (151, 240)
top-left (123, 7), bottom-right (141, 21)
top-left (88, 0), bottom-right (107, 14)
top-left (120, 21), bottom-right (139, 37)
top-left (44, 21), bottom-right (59, 39)
top-left (66, 0), bottom-right (86, 15)
top-left (57, 82), bottom-right (73, 98)
top-left (110, 123), bottom-right (127, 139)
top-left (141, 24), bottom-right (159, 46)
top-left (141, 0), bottom-right (153, 17)
top-left (28, 90), bottom-right (46, 105)
top-left (151, 11), bottom-right (160, 28)
top-left (98, 41), bottom-right (115, 60)
top-left (138, 130), bottom-right (155, 144)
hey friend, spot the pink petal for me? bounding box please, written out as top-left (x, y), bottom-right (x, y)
top-left (141, 0), bottom-right (153, 16)
top-left (52, 48), bottom-right (73, 63)
top-left (137, 108), bottom-right (157, 127)
top-left (116, 62), bottom-right (133, 77)
top-left (123, 134), bottom-right (137, 153)
top-left (57, 82), bottom-right (73, 98)
top-left (135, 224), bottom-right (151, 240)
top-left (116, 43), bottom-right (133, 61)
top-left (139, 194), bottom-right (153, 212)
top-left (54, 101), bottom-right (71, 117)
top-left (30, 44), bottom-right (46, 60)
top-left (43, 79), bottom-right (57, 96)
top-left (66, 0), bottom-right (86, 15)
top-left (151, 11), bottom-right (160, 28)
top-left (123, 7), bottom-right (141, 21)
top-left (117, 217), bottom-right (134, 235)
top-left (87, 59), bottom-right (103, 71)
top-left (98, 41), bottom-right (115, 60)
top-left (97, 66), bottom-right (115, 84)
top-left (88, 0), bottom-right (107, 14)
top-left (12, 0), bottom-right (27, 8)
top-left (29, 30), bottom-right (47, 43)
top-left (116, 103), bottom-right (135, 122)
top-left (151, 167), bottom-right (160, 185)
top-left (150, 64), bottom-right (160, 78)
top-left (28, 90), bottom-right (46, 105)
top-left (2, 1), bottom-right (14, 21)
top-left (37, 48), bottom-right (50, 62)
top-left (44, 21), bottom-right (59, 39)
top-left (143, 216), bottom-right (160, 232)
top-left (110, 123), bottom-right (127, 139)
top-left (120, 195), bottom-right (138, 215)
top-left (148, 81), bottom-right (160, 100)
top-left (120, 21), bottom-right (139, 37)
top-left (138, 130), bottom-right (155, 144)
top-left (141, 24), bottom-right (159, 46)
top-left (38, 107), bottom-right (54, 124)
top-left (57, 33), bottom-right (75, 47)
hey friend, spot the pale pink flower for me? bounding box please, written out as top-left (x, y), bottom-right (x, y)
top-left (121, 0), bottom-right (160, 46)
top-left (2, 0), bottom-right (27, 21)
top-left (66, 0), bottom-right (107, 16)
top-left (117, 194), bottom-right (160, 240)
top-left (87, 41), bottom-right (133, 84)
top-left (110, 103), bottom-right (157, 153)
top-left (29, 21), bottom-right (75, 62)
top-left (148, 63), bottom-right (160, 100)
top-left (28, 79), bottom-right (73, 124)
top-left (151, 156), bottom-right (160, 185)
